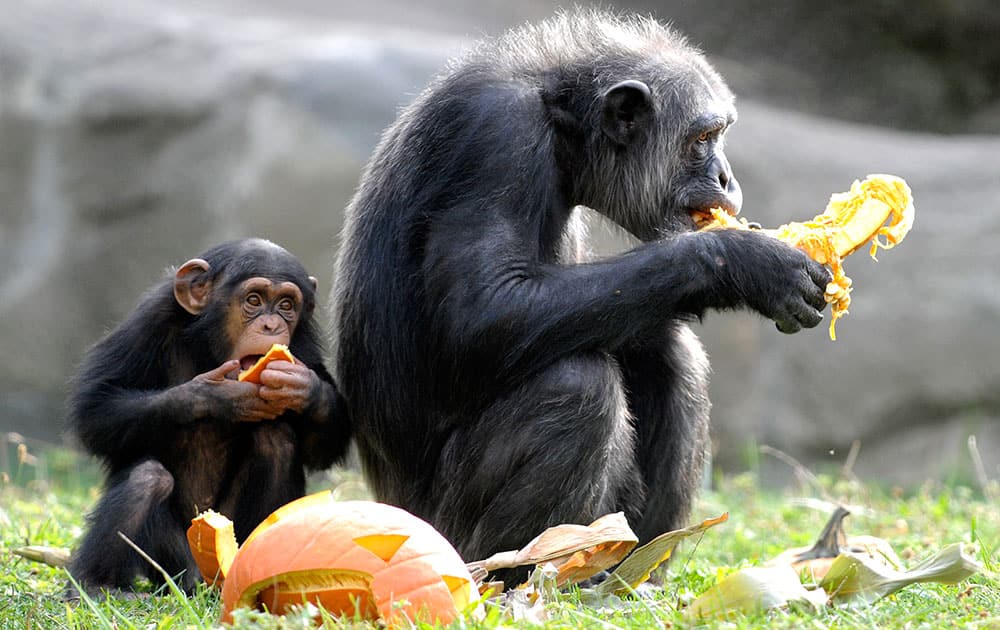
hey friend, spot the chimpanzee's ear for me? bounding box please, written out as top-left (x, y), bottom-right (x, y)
top-left (173, 258), bottom-right (213, 315)
top-left (602, 80), bottom-right (653, 146)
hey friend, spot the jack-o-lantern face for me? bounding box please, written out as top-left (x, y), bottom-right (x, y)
top-left (192, 493), bottom-right (482, 626)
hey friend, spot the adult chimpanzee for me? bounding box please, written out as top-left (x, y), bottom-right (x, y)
top-left (331, 10), bottom-right (830, 575)
top-left (68, 238), bottom-right (350, 596)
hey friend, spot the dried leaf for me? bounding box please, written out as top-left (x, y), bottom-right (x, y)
top-left (468, 512), bottom-right (637, 587)
top-left (514, 513), bottom-right (637, 564)
top-left (13, 545), bottom-right (71, 568)
top-left (767, 507), bottom-right (901, 581)
top-left (769, 506), bottom-right (850, 566)
top-left (596, 512), bottom-right (729, 596)
top-left (820, 542), bottom-right (982, 605)
top-left (686, 565), bottom-right (828, 619)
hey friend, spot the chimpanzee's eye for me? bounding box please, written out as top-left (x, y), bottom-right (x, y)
top-left (277, 298), bottom-right (297, 320)
top-left (246, 293), bottom-right (263, 308)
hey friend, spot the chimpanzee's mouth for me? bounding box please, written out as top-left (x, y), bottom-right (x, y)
top-left (240, 355), bottom-right (264, 371)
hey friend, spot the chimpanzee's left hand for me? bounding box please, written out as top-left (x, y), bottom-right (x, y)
top-left (257, 360), bottom-right (325, 415)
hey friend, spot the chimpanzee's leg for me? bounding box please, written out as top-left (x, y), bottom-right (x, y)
top-left (616, 323), bottom-right (711, 544)
top-left (219, 421), bottom-right (306, 543)
top-left (69, 459), bottom-right (187, 594)
top-left (430, 352), bottom-right (641, 579)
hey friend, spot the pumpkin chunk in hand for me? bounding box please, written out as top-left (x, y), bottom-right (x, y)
top-left (699, 174), bottom-right (914, 340)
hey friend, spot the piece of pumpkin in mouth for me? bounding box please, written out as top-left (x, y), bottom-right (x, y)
top-left (689, 209), bottom-right (713, 230)
top-left (690, 206), bottom-right (736, 230)
top-left (237, 344), bottom-right (295, 383)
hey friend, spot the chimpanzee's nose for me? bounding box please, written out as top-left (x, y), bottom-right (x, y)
top-left (711, 152), bottom-right (736, 192)
top-left (718, 165), bottom-right (730, 190)
top-left (262, 314), bottom-right (283, 333)
top-left (709, 152), bottom-right (741, 215)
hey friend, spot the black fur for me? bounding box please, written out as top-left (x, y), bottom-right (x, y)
top-left (331, 10), bottom-right (828, 577)
top-left (68, 238), bottom-right (350, 594)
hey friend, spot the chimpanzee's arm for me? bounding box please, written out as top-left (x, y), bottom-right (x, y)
top-left (71, 355), bottom-right (274, 464)
top-left (412, 86), bottom-right (827, 386)
top-left (423, 209), bottom-right (828, 383)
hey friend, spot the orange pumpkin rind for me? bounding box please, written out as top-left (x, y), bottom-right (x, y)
top-left (237, 343), bottom-right (296, 383)
top-left (700, 174), bottom-right (914, 340)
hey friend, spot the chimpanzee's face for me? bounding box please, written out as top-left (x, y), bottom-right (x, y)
top-left (172, 240), bottom-right (318, 373)
top-left (226, 277), bottom-right (305, 370)
top-left (570, 63), bottom-right (742, 242)
top-left (652, 70), bottom-right (742, 236)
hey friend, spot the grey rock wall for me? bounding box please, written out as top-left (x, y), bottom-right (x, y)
top-left (1, 0), bottom-right (997, 485)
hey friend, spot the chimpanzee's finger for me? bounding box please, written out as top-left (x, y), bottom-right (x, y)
top-left (259, 364), bottom-right (312, 391)
top-left (204, 360), bottom-right (241, 381)
top-left (796, 303), bottom-right (823, 329)
top-left (776, 318), bottom-right (801, 334)
top-left (806, 260), bottom-right (832, 289)
top-left (803, 277), bottom-right (828, 311)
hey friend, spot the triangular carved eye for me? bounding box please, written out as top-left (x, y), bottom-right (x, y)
top-left (441, 574), bottom-right (468, 592)
top-left (353, 533), bottom-right (410, 562)
top-left (441, 574), bottom-right (474, 608)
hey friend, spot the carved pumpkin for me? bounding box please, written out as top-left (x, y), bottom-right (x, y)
top-left (208, 492), bottom-right (481, 626)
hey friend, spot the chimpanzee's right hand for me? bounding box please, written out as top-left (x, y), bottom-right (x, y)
top-left (187, 361), bottom-right (285, 422)
top-left (704, 229), bottom-right (831, 334)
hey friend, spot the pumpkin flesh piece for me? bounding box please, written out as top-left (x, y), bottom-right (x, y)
top-left (701, 174), bottom-right (914, 340)
top-left (237, 343), bottom-right (296, 383)
top-left (186, 510), bottom-right (239, 586)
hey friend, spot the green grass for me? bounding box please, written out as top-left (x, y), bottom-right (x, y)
top-left (1, 446), bottom-right (998, 629)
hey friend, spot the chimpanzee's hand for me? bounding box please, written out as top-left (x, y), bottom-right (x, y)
top-left (709, 230), bottom-right (832, 334)
top-left (188, 361), bottom-right (285, 422)
top-left (257, 361), bottom-right (325, 416)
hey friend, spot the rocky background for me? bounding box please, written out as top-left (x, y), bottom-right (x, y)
top-left (2, 0), bottom-right (998, 486)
